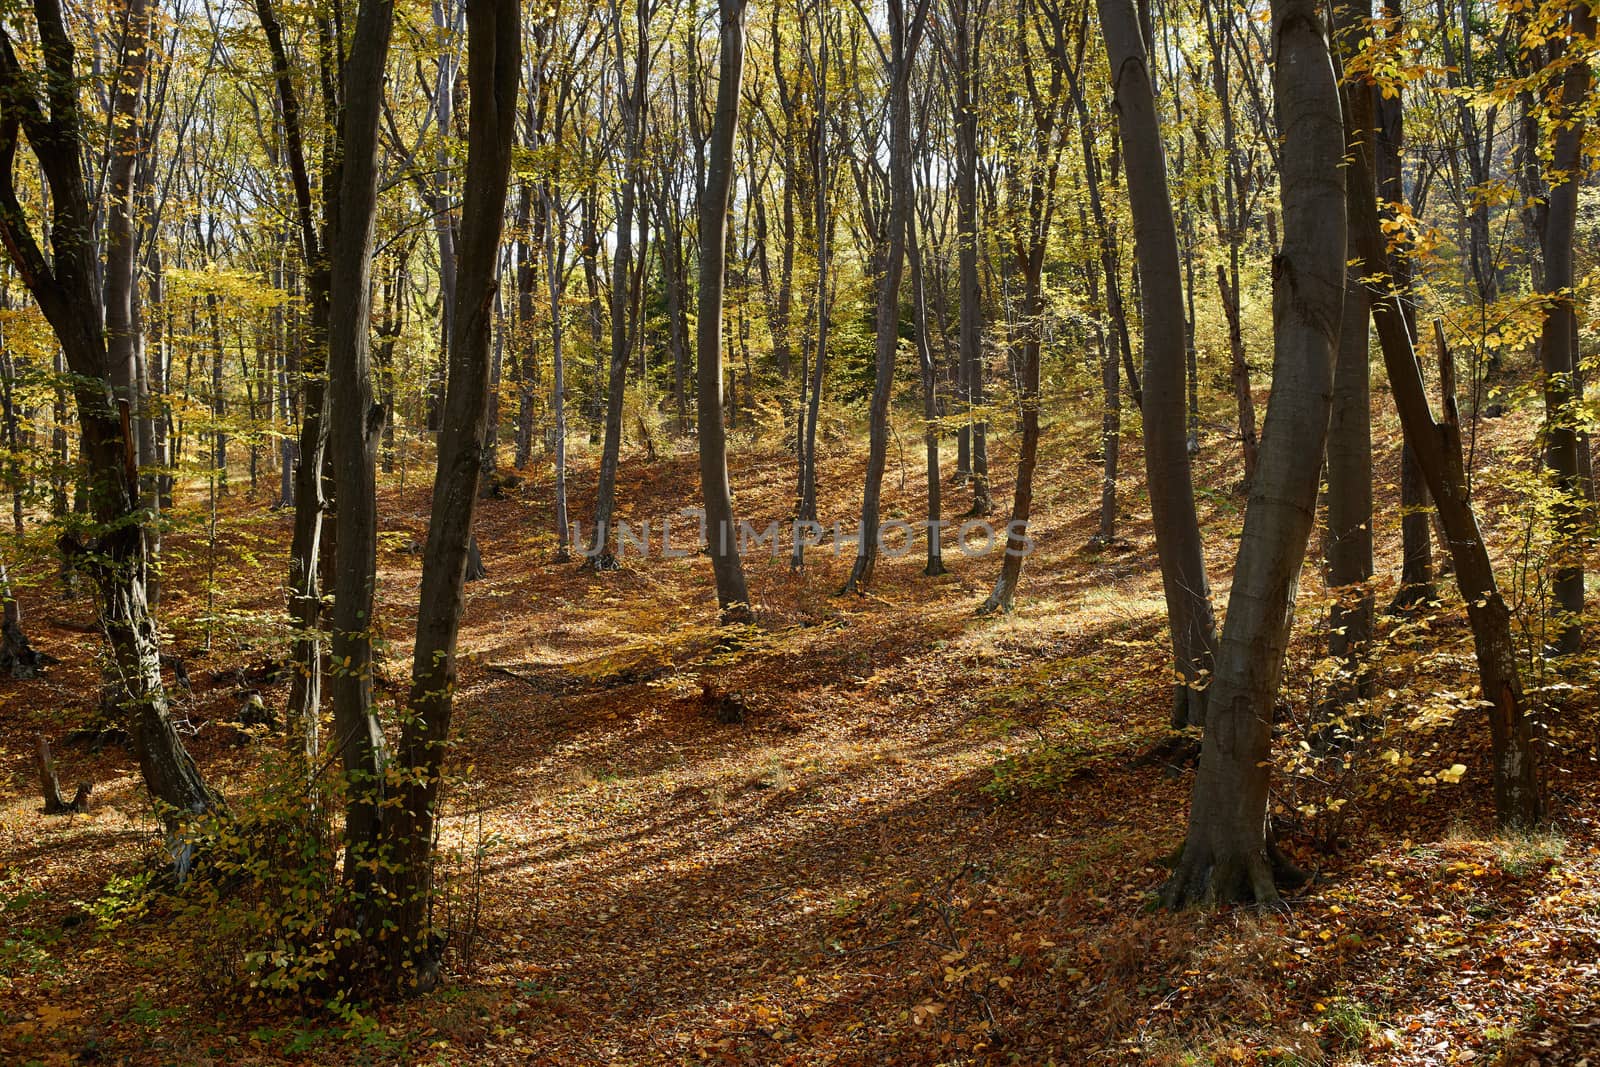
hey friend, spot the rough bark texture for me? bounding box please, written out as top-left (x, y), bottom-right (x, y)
top-left (1098, 0), bottom-right (1218, 727)
top-left (1165, 0), bottom-right (1344, 908)
top-left (697, 0), bottom-right (754, 623)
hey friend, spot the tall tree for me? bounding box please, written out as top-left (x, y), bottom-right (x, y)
top-left (1531, 0), bottom-right (1594, 654)
top-left (254, 0), bottom-right (335, 768)
top-left (980, 0), bottom-right (1069, 614)
top-left (1098, 0), bottom-right (1218, 727)
top-left (840, 0), bottom-right (932, 594)
top-left (0, 0), bottom-right (222, 831)
top-left (588, 0), bottom-right (656, 569)
top-left (1346, 55), bottom-right (1544, 833)
top-left (325, 0), bottom-right (397, 893)
top-left (1164, 0), bottom-right (1346, 906)
top-left (379, 0), bottom-right (519, 986)
top-left (1324, 0), bottom-right (1376, 719)
top-left (698, 0), bottom-right (754, 622)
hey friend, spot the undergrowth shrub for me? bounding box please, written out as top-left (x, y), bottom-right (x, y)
top-left (169, 745), bottom-right (495, 1010)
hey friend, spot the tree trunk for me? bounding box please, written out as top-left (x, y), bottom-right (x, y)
top-left (325, 0), bottom-right (397, 893)
top-left (0, 0), bottom-right (222, 839)
top-left (1164, 0), bottom-right (1344, 907)
top-left (952, 0), bottom-right (992, 515)
top-left (1346, 75), bottom-right (1544, 831)
top-left (1535, 0), bottom-right (1594, 654)
top-left (841, 0), bottom-right (929, 594)
top-left (1322, 0), bottom-right (1376, 723)
top-left (1373, 1), bottom-right (1435, 610)
top-left (697, 0), bottom-right (754, 623)
top-left (378, 0), bottom-right (517, 988)
top-left (1099, 0), bottom-right (1218, 728)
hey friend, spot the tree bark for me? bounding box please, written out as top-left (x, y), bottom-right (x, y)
top-left (841, 0), bottom-right (930, 594)
top-left (697, 0), bottom-right (754, 623)
top-left (1099, 0), bottom-right (1218, 727)
top-left (325, 0), bottom-right (397, 892)
top-left (378, 0), bottom-right (518, 988)
top-left (1535, 0), bottom-right (1594, 654)
top-left (1164, 0), bottom-right (1345, 907)
top-left (588, 0), bottom-right (651, 570)
top-left (1322, 0), bottom-right (1376, 723)
top-left (0, 0), bottom-right (222, 837)
top-left (1346, 69), bottom-right (1544, 831)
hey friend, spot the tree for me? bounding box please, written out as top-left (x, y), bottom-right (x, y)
top-left (378, 0), bottom-right (519, 986)
top-left (1531, 0), bottom-right (1594, 654)
top-left (698, 0), bottom-right (755, 622)
top-left (936, 0), bottom-right (994, 516)
top-left (1098, 0), bottom-right (1218, 728)
top-left (840, 0), bottom-right (932, 594)
top-left (1163, 0), bottom-right (1346, 907)
top-left (253, 0), bottom-right (335, 769)
top-left (1323, 0), bottom-right (1376, 720)
top-left (1345, 67), bottom-right (1545, 833)
top-left (979, 0), bottom-right (1069, 615)
top-left (587, 0), bottom-right (656, 570)
top-left (0, 0), bottom-right (222, 835)
top-left (325, 0), bottom-right (397, 893)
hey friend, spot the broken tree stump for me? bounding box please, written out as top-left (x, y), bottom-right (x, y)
top-left (37, 734), bottom-right (90, 814)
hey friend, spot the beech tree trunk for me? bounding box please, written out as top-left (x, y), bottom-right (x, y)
top-left (255, 0), bottom-right (334, 773)
top-left (1164, 0), bottom-right (1345, 907)
top-left (1323, 0), bottom-right (1376, 721)
top-left (697, 0), bottom-right (754, 623)
top-left (1372, 4), bottom-right (1435, 610)
top-left (949, 0), bottom-right (992, 515)
top-left (326, 0), bottom-right (397, 893)
top-left (1535, 0), bottom-right (1594, 654)
top-left (1098, 0), bottom-right (1218, 728)
top-left (909, 211), bottom-right (947, 577)
top-left (1346, 54), bottom-right (1544, 831)
top-left (841, 0), bottom-right (930, 594)
top-left (378, 0), bottom-right (518, 987)
top-left (589, 0), bottom-right (651, 570)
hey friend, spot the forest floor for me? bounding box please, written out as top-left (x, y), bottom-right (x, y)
top-left (2, 399), bottom-right (1599, 1066)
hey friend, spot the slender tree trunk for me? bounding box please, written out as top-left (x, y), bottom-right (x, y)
top-left (1322, 0), bottom-right (1376, 725)
top-left (325, 0), bottom-right (397, 893)
top-left (909, 209), bottom-right (946, 577)
top-left (378, 0), bottom-right (517, 987)
top-left (1535, 0), bottom-right (1594, 654)
top-left (1373, 0), bottom-right (1434, 610)
top-left (697, 0), bottom-right (754, 622)
top-left (1347, 75), bottom-right (1544, 832)
top-left (0, 0), bottom-right (222, 839)
top-left (1099, 0), bottom-right (1218, 727)
top-left (841, 0), bottom-right (929, 594)
top-left (952, 0), bottom-right (992, 514)
top-left (589, 4), bottom-right (650, 569)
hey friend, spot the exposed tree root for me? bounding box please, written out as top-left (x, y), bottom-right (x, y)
top-left (1160, 839), bottom-right (1306, 910)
